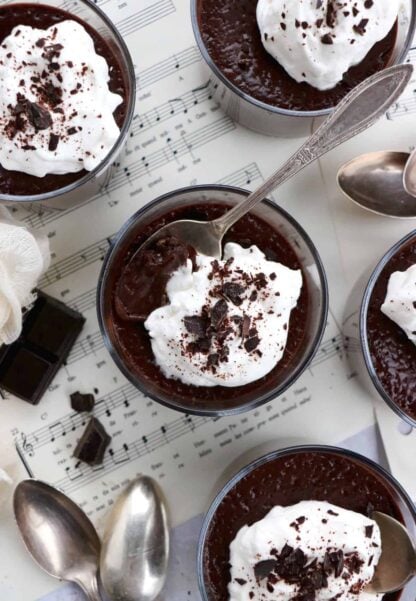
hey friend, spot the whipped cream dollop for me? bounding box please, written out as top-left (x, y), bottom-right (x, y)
top-left (0, 207), bottom-right (50, 345)
top-left (381, 264), bottom-right (416, 345)
top-left (256, 0), bottom-right (398, 90)
top-left (0, 20), bottom-right (123, 177)
top-left (229, 501), bottom-right (382, 601)
top-left (144, 242), bottom-right (302, 387)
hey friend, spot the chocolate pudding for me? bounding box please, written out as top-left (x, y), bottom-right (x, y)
top-left (196, 0), bottom-right (398, 112)
top-left (0, 3), bottom-right (127, 196)
top-left (366, 238), bottom-right (416, 422)
top-left (202, 449), bottom-right (404, 601)
top-left (106, 202), bottom-right (311, 411)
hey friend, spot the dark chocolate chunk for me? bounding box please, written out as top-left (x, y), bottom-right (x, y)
top-left (48, 133), bottom-right (60, 151)
top-left (73, 417), bottom-right (111, 466)
top-left (365, 525), bottom-right (374, 538)
top-left (184, 315), bottom-right (208, 337)
top-left (223, 282), bottom-right (245, 305)
top-left (234, 578), bottom-right (247, 586)
top-left (26, 101), bottom-right (52, 130)
top-left (70, 391), bottom-right (95, 413)
top-left (353, 19), bottom-right (369, 36)
top-left (0, 291), bottom-right (85, 405)
top-left (211, 299), bottom-right (228, 329)
top-left (244, 336), bottom-right (260, 353)
top-left (254, 559), bottom-right (278, 581)
top-left (321, 33), bottom-right (334, 44)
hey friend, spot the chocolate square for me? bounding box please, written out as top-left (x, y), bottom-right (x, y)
top-left (0, 291), bottom-right (85, 405)
top-left (25, 296), bottom-right (84, 357)
top-left (0, 347), bottom-right (54, 405)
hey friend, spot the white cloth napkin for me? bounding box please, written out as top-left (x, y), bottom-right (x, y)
top-left (0, 207), bottom-right (50, 345)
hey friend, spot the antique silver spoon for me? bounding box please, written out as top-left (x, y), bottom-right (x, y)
top-left (366, 511), bottom-right (416, 594)
top-left (338, 150), bottom-right (416, 218)
top-left (127, 64), bottom-right (412, 263)
top-left (13, 479), bottom-right (102, 601)
top-left (100, 475), bottom-right (169, 601)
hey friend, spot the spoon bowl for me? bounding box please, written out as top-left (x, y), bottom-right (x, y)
top-left (338, 151), bottom-right (416, 218)
top-left (404, 148), bottom-right (416, 198)
top-left (366, 511), bottom-right (416, 594)
top-left (100, 475), bottom-right (170, 601)
top-left (13, 479), bottom-right (102, 601)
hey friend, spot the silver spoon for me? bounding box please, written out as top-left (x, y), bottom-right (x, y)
top-left (100, 475), bottom-right (169, 601)
top-left (338, 150), bottom-right (416, 218)
top-left (404, 148), bottom-right (416, 198)
top-left (125, 64), bottom-right (412, 270)
top-left (13, 479), bottom-right (102, 601)
top-left (366, 511), bottom-right (416, 594)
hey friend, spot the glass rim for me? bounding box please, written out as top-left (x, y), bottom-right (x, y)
top-left (197, 443), bottom-right (416, 601)
top-left (97, 183), bottom-right (329, 417)
top-left (190, 0), bottom-right (416, 120)
top-left (0, 0), bottom-right (136, 204)
top-left (360, 229), bottom-right (416, 428)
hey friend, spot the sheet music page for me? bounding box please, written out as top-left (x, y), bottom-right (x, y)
top-left (0, 2), bottom-right (415, 599)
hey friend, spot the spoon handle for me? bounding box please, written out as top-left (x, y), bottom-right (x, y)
top-left (213, 64), bottom-right (413, 235)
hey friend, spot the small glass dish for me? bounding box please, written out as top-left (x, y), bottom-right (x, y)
top-left (0, 0), bottom-right (136, 210)
top-left (360, 230), bottom-right (416, 428)
top-left (198, 444), bottom-right (416, 601)
top-left (97, 185), bottom-right (328, 416)
top-left (191, 0), bottom-right (416, 137)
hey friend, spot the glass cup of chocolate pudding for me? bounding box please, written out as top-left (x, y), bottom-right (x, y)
top-left (191, 0), bottom-right (416, 137)
top-left (0, 0), bottom-right (135, 210)
top-left (361, 230), bottom-right (416, 428)
top-left (198, 445), bottom-right (416, 601)
top-left (97, 185), bottom-right (328, 416)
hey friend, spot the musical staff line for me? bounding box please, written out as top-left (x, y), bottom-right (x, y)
top-left (116, 0), bottom-right (175, 37)
top-left (18, 383), bottom-right (138, 453)
top-left (39, 236), bottom-right (112, 288)
top-left (137, 46), bottom-right (200, 89)
top-left (217, 162), bottom-right (263, 188)
top-left (53, 413), bottom-right (212, 494)
top-left (67, 331), bottom-right (104, 365)
top-left (27, 117), bottom-right (235, 234)
top-left (134, 81), bottom-right (212, 134)
top-left (68, 288), bottom-right (97, 314)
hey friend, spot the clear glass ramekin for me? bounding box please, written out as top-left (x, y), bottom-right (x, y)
top-left (191, 0), bottom-right (416, 137)
top-left (0, 0), bottom-right (136, 210)
top-left (97, 185), bottom-right (328, 416)
top-left (198, 444), bottom-right (416, 601)
top-left (360, 230), bottom-right (416, 428)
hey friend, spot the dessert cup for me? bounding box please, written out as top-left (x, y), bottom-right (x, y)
top-left (0, 0), bottom-right (135, 210)
top-left (191, 0), bottom-right (415, 137)
top-left (97, 185), bottom-right (328, 416)
top-left (361, 230), bottom-right (416, 428)
top-left (198, 444), bottom-right (416, 601)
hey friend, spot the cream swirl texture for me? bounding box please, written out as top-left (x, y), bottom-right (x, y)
top-left (381, 264), bottom-right (416, 345)
top-left (144, 242), bottom-right (302, 387)
top-left (256, 0), bottom-right (398, 90)
top-left (0, 20), bottom-right (123, 177)
top-left (229, 501), bottom-right (382, 601)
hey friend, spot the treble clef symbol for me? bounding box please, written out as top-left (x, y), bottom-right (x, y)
top-left (21, 433), bottom-right (34, 457)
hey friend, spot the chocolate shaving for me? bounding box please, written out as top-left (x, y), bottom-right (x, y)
top-left (222, 282), bottom-right (245, 305)
top-left (244, 336), bottom-right (260, 353)
top-left (184, 315), bottom-right (208, 338)
top-left (211, 299), bottom-right (228, 328)
top-left (48, 132), bottom-right (60, 151)
top-left (353, 18), bottom-right (369, 35)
